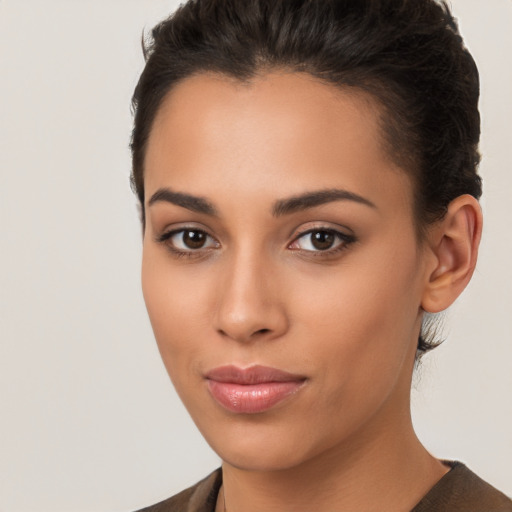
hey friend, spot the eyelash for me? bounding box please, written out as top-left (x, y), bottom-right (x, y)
top-left (156, 228), bottom-right (219, 259)
top-left (156, 227), bottom-right (356, 259)
top-left (289, 228), bottom-right (356, 258)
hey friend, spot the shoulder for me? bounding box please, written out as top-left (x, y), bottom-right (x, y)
top-left (412, 461), bottom-right (512, 512)
top-left (133, 468), bottom-right (222, 512)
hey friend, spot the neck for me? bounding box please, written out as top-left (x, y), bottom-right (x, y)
top-left (219, 378), bottom-right (448, 512)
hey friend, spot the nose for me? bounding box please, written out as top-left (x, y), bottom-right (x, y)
top-left (213, 251), bottom-right (289, 343)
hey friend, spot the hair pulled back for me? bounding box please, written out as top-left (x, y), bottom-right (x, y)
top-left (130, 0), bottom-right (482, 355)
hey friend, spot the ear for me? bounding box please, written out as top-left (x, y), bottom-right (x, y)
top-left (421, 194), bottom-right (483, 313)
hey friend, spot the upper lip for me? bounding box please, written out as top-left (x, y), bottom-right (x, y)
top-left (205, 365), bottom-right (306, 385)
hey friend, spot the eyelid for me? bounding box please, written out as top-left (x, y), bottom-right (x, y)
top-left (288, 221), bottom-right (354, 241)
top-left (169, 229), bottom-right (218, 249)
top-left (155, 224), bottom-right (220, 257)
top-left (154, 222), bottom-right (355, 258)
top-left (288, 224), bottom-right (356, 254)
top-left (155, 222), bottom-right (215, 241)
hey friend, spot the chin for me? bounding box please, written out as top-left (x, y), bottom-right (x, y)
top-left (200, 420), bottom-right (321, 473)
top-left (219, 446), bottom-right (307, 473)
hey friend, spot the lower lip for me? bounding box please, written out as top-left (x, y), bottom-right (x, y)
top-left (207, 380), bottom-right (305, 414)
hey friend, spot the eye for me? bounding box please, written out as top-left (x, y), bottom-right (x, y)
top-left (289, 229), bottom-right (354, 252)
top-left (159, 228), bottom-right (218, 252)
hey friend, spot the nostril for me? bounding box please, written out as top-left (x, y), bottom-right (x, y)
top-left (217, 327), bottom-right (271, 340)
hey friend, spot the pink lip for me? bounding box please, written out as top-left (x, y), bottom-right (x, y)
top-left (205, 365), bottom-right (306, 414)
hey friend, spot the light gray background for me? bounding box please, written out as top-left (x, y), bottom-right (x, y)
top-left (0, 1), bottom-right (511, 511)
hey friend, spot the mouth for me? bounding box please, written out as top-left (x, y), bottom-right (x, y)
top-left (204, 365), bottom-right (307, 414)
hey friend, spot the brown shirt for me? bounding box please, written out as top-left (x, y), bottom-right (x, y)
top-left (136, 461), bottom-right (512, 512)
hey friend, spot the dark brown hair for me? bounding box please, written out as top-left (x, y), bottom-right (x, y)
top-left (130, 0), bottom-right (482, 354)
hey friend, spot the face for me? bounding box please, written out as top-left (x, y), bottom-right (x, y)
top-left (142, 72), bottom-right (430, 471)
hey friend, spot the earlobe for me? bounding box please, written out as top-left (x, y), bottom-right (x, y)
top-left (421, 195), bottom-right (483, 313)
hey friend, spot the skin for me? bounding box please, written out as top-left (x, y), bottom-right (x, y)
top-left (141, 72), bottom-right (482, 511)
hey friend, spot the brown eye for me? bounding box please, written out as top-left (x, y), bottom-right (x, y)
top-left (162, 229), bottom-right (218, 252)
top-left (182, 230), bottom-right (207, 249)
top-left (289, 228), bottom-right (355, 253)
top-left (310, 231), bottom-right (335, 250)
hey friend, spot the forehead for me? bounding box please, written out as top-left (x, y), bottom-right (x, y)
top-left (149, 71), bottom-right (386, 162)
top-left (144, 71), bottom-right (413, 212)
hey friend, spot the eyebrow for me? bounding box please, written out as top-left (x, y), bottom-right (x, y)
top-left (147, 188), bottom-right (218, 216)
top-left (147, 186), bottom-right (376, 218)
top-left (272, 188), bottom-right (376, 216)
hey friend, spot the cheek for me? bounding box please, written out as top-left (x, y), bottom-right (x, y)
top-left (294, 243), bottom-right (421, 334)
top-left (141, 248), bottom-right (213, 373)
top-left (289, 241), bottom-right (422, 392)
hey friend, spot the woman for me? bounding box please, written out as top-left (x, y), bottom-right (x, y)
top-left (130, 0), bottom-right (512, 510)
